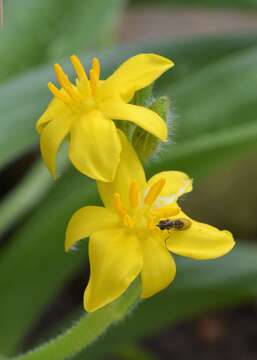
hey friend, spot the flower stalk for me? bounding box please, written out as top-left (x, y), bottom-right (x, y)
top-left (12, 281), bottom-right (140, 360)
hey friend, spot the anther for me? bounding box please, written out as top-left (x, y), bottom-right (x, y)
top-left (92, 57), bottom-right (101, 79)
top-left (54, 63), bottom-right (82, 102)
top-left (144, 178), bottom-right (166, 206)
top-left (113, 193), bottom-right (126, 217)
top-left (129, 181), bottom-right (139, 208)
top-left (151, 204), bottom-right (180, 218)
top-left (47, 82), bottom-right (71, 105)
top-left (70, 55), bottom-right (88, 82)
top-left (54, 64), bottom-right (71, 89)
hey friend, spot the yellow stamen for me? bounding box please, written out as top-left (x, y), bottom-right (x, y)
top-left (144, 178), bottom-right (166, 206)
top-left (123, 214), bottom-right (133, 228)
top-left (54, 63), bottom-right (83, 102)
top-left (90, 69), bottom-right (99, 99)
top-left (54, 63), bottom-right (72, 89)
top-left (47, 82), bottom-right (71, 105)
top-left (92, 57), bottom-right (101, 79)
top-left (129, 181), bottom-right (140, 208)
top-left (113, 193), bottom-right (126, 217)
top-left (70, 55), bottom-right (88, 82)
top-left (151, 204), bottom-right (180, 218)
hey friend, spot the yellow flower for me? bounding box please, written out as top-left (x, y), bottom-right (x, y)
top-left (36, 54), bottom-right (173, 181)
top-left (65, 131), bottom-right (235, 312)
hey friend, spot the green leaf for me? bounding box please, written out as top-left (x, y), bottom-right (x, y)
top-left (166, 46), bottom-right (257, 140)
top-left (131, 0), bottom-right (257, 8)
top-left (0, 0), bottom-right (126, 82)
top-left (0, 0), bottom-right (65, 82)
top-left (149, 43), bottom-right (257, 176)
top-left (0, 162), bottom-right (52, 237)
top-left (0, 147), bottom-right (69, 237)
top-left (47, 0), bottom-right (127, 59)
top-left (148, 119), bottom-right (257, 178)
top-left (0, 170), bottom-right (94, 354)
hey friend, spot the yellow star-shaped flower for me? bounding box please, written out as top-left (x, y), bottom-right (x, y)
top-left (36, 54), bottom-right (173, 181)
top-left (65, 131), bottom-right (235, 312)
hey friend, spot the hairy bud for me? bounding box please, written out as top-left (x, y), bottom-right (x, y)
top-left (132, 85), bottom-right (172, 162)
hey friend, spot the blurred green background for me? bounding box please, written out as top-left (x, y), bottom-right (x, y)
top-left (0, 0), bottom-right (257, 359)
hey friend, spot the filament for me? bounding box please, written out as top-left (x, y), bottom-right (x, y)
top-left (90, 69), bottom-right (99, 101)
top-left (129, 181), bottom-right (140, 208)
top-left (113, 193), bottom-right (126, 217)
top-left (92, 57), bottom-right (101, 79)
top-left (47, 82), bottom-right (71, 105)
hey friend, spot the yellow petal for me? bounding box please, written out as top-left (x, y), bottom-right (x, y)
top-left (40, 116), bottom-right (71, 178)
top-left (102, 53), bottom-right (174, 102)
top-left (84, 228), bottom-right (143, 312)
top-left (69, 111), bottom-right (121, 182)
top-left (102, 102), bottom-right (167, 142)
top-left (36, 98), bottom-right (69, 134)
top-left (65, 206), bottom-right (119, 251)
top-left (147, 171), bottom-right (192, 207)
top-left (166, 212), bottom-right (235, 260)
top-left (97, 130), bottom-right (146, 208)
top-left (140, 233), bottom-right (176, 298)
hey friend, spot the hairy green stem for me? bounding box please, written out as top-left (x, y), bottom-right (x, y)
top-left (13, 282), bottom-right (140, 360)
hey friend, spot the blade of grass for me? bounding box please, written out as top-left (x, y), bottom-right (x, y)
top-left (148, 119), bottom-right (257, 178)
top-left (165, 46), bottom-right (257, 140)
top-left (0, 153), bottom-right (68, 237)
top-left (0, 170), bottom-right (96, 354)
top-left (0, 0), bottom-right (67, 82)
top-left (0, 0), bottom-right (126, 82)
top-left (131, 0), bottom-right (257, 8)
top-left (47, 0), bottom-right (127, 59)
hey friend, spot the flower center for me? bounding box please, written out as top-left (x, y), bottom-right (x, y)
top-left (47, 55), bottom-right (102, 114)
top-left (113, 179), bottom-right (182, 233)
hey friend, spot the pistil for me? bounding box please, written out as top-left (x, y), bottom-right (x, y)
top-left (92, 57), bottom-right (101, 79)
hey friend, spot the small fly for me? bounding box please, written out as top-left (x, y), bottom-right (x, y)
top-left (157, 218), bottom-right (191, 231)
